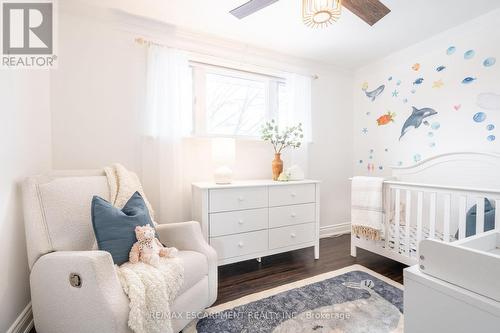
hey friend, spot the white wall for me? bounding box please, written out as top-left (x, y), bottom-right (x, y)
top-left (353, 9), bottom-right (500, 178)
top-left (50, 3), bottom-right (353, 232)
top-left (0, 71), bottom-right (51, 331)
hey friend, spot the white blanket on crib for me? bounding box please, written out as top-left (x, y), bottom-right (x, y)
top-left (351, 176), bottom-right (385, 240)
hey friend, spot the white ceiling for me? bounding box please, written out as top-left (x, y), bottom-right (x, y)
top-left (96, 0), bottom-right (500, 69)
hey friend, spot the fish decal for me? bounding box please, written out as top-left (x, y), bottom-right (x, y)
top-left (462, 77), bottom-right (476, 84)
top-left (436, 65), bottom-right (446, 72)
top-left (400, 106), bottom-right (438, 140)
top-left (464, 49), bottom-right (475, 60)
top-left (377, 111), bottom-right (396, 126)
top-left (363, 84), bottom-right (385, 102)
top-left (412, 63), bottom-right (420, 71)
top-left (446, 46), bottom-right (456, 55)
top-left (413, 78), bottom-right (424, 85)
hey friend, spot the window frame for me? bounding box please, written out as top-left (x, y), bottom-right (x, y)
top-left (191, 62), bottom-right (285, 139)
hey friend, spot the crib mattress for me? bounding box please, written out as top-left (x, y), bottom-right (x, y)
top-left (382, 224), bottom-right (457, 257)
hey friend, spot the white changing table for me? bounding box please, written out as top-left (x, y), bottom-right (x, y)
top-left (404, 265), bottom-right (500, 333)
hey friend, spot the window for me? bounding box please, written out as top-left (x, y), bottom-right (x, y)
top-left (192, 64), bottom-right (286, 138)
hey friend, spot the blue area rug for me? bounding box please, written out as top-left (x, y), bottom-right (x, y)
top-left (190, 265), bottom-right (403, 333)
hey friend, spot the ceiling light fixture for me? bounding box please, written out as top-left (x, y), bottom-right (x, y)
top-left (302, 0), bottom-right (342, 28)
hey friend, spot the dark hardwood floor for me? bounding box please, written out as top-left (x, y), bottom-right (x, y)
top-left (30, 234), bottom-right (405, 332)
top-left (215, 234), bottom-right (406, 305)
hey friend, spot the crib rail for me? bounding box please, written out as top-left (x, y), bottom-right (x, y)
top-left (383, 180), bottom-right (500, 257)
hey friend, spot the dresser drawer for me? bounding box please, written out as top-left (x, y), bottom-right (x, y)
top-left (210, 230), bottom-right (268, 260)
top-left (269, 203), bottom-right (315, 228)
top-left (269, 184), bottom-right (315, 207)
top-left (269, 223), bottom-right (315, 249)
top-left (209, 187), bottom-right (268, 212)
top-left (210, 208), bottom-right (268, 237)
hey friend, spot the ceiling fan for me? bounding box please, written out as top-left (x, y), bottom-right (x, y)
top-left (229, 0), bottom-right (390, 28)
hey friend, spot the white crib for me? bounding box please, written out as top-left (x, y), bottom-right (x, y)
top-left (351, 152), bottom-right (500, 266)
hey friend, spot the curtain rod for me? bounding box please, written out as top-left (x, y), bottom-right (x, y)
top-left (135, 37), bottom-right (319, 80)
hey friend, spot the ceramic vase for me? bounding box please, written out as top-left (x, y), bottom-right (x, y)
top-left (272, 153), bottom-right (283, 181)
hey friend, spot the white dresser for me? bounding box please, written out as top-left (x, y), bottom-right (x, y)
top-left (192, 180), bottom-right (320, 266)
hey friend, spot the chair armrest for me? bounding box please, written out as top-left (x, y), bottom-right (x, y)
top-left (30, 251), bottom-right (130, 333)
top-left (156, 221), bottom-right (218, 304)
top-left (156, 221), bottom-right (216, 258)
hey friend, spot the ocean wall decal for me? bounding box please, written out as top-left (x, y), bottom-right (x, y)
top-left (355, 22), bottom-right (499, 175)
top-left (363, 84), bottom-right (385, 102)
top-left (462, 77), bottom-right (477, 84)
top-left (376, 111), bottom-right (396, 126)
top-left (483, 57), bottom-right (496, 67)
top-left (473, 112), bottom-right (487, 123)
top-left (464, 49), bottom-right (475, 59)
top-left (413, 78), bottom-right (424, 85)
top-left (399, 107), bottom-right (438, 140)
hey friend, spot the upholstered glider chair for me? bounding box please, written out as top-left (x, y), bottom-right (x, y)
top-left (22, 171), bottom-right (217, 333)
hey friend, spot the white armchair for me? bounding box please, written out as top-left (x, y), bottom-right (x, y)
top-left (22, 171), bottom-right (217, 333)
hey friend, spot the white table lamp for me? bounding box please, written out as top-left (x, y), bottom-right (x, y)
top-left (212, 138), bottom-right (235, 184)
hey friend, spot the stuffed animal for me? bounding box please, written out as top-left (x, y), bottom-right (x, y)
top-left (129, 225), bottom-right (177, 267)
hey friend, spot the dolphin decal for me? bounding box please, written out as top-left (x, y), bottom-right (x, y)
top-left (363, 84), bottom-right (385, 102)
top-left (400, 106), bottom-right (437, 140)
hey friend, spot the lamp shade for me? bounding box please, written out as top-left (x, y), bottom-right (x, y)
top-left (212, 138), bottom-right (235, 166)
top-left (212, 138), bottom-right (235, 184)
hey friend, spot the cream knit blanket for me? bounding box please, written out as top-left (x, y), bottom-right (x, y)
top-left (104, 163), bottom-right (157, 226)
top-left (117, 258), bottom-right (184, 333)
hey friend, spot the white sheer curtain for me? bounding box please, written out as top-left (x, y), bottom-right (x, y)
top-left (141, 45), bottom-right (192, 223)
top-left (281, 73), bottom-right (312, 176)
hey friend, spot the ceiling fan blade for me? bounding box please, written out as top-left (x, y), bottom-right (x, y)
top-left (342, 0), bottom-right (390, 26)
top-left (229, 0), bottom-right (280, 19)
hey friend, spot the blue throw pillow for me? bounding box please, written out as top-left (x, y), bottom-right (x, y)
top-left (91, 191), bottom-right (157, 265)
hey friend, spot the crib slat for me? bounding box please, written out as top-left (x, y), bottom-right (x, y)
top-left (416, 192), bottom-right (423, 252)
top-left (476, 197), bottom-right (485, 234)
top-left (394, 189), bottom-right (401, 252)
top-left (429, 192), bottom-right (436, 239)
top-left (496, 200), bottom-right (500, 231)
top-left (458, 196), bottom-right (467, 239)
top-left (443, 194), bottom-right (451, 242)
top-left (405, 190), bottom-right (411, 255)
top-left (384, 187), bottom-right (391, 249)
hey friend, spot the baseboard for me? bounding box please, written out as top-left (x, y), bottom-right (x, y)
top-left (319, 222), bottom-right (351, 238)
top-left (7, 302), bottom-right (33, 333)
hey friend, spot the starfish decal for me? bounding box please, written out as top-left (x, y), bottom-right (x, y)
top-left (392, 90), bottom-right (399, 97)
top-left (432, 79), bottom-right (444, 88)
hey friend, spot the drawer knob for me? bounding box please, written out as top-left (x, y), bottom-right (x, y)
top-left (238, 196), bottom-right (244, 202)
top-left (238, 219), bottom-right (244, 225)
top-left (290, 192), bottom-right (297, 197)
top-left (290, 233), bottom-right (296, 238)
top-left (238, 242), bottom-right (244, 248)
top-left (291, 213), bottom-right (297, 218)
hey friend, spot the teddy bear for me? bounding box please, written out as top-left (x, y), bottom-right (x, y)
top-left (129, 224), bottom-right (177, 267)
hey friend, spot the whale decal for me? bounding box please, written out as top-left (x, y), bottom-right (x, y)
top-left (363, 84), bottom-right (385, 102)
top-left (400, 106), bottom-right (438, 140)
